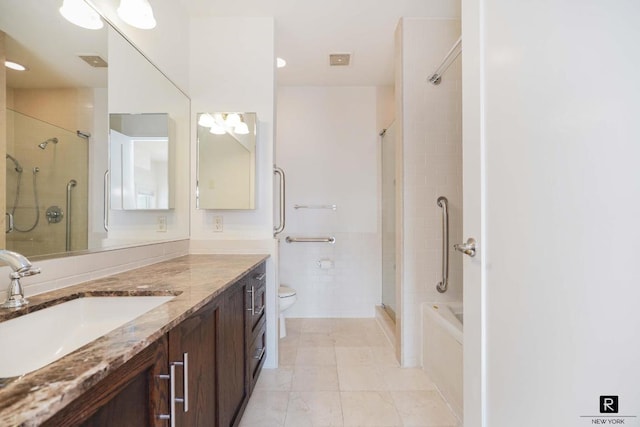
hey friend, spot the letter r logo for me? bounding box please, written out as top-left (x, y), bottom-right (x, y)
top-left (600, 396), bottom-right (618, 413)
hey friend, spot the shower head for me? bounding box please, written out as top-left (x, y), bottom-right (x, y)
top-left (38, 137), bottom-right (59, 150)
top-left (6, 154), bottom-right (23, 173)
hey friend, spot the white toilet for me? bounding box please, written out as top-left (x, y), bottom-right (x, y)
top-left (278, 285), bottom-right (297, 338)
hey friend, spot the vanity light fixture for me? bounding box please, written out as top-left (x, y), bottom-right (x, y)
top-left (117, 0), bottom-right (157, 30)
top-left (198, 113), bottom-right (216, 128)
top-left (5, 60), bottom-right (27, 71)
top-left (209, 122), bottom-right (226, 135)
top-left (234, 122), bottom-right (249, 135)
top-left (225, 113), bottom-right (241, 127)
top-left (59, 0), bottom-right (104, 30)
top-left (277, 57), bottom-right (287, 68)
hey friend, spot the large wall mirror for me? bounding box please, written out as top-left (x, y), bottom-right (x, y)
top-left (0, 1), bottom-right (190, 258)
top-left (196, 112), bottom-right (257, 210)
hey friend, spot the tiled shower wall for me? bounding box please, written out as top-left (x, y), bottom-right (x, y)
top-left (397, 18), bottom-right (462, 366)
top-left (276, 86), bottom-right (382, 318)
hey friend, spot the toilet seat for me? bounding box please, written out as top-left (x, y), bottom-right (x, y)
top-left (279, 286), bottom-right (296, 297)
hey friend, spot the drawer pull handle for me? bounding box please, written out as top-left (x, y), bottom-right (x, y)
top-left (253, 347), bottom-right (266, 360)
top-left (171, 352), bottom-right (189, 413)
top-left (255, 305), bottom-right (265, 316)
top-left (247, 285), bottom-right (255, 315)
top-left (254, 272), bottom-right (266, 281)
top-left (157, 373), bottom-right (172, 423)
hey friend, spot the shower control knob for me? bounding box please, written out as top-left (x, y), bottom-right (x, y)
top-left (454, 238), bottom-right (476, 257)
top-left (45, 206), bottom-right (64, 224)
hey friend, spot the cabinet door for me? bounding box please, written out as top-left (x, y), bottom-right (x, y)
top-left (217, 281), bottom-right (249, 427)
top-left (169, 302), bottom-right (217, 426)
top-left (43, 336), bottom-right (169, 427)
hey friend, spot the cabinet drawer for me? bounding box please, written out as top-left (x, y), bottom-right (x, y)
top-left (246, 263), bottom-right (266, 333)
top-left (248, 317), bottom-right (267, 391)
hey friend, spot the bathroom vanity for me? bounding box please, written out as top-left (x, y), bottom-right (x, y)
top-left (0, 254), bottom-right (268, 427)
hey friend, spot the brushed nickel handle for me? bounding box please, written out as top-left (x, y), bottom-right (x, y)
top-left (156, 373), bottom-right (171, 423)
top-left (247, 285), bottom-right (256, 315)
top-left (274, 166), bottom-right (285, 236)
top-left (454, 238), bottom-right (477, 257)
top-left (436, 196), bottom-right (449, 293)
top-left (255, 305), bottom-right (265, 316)
top-left (253, 347), bottom-right (266, 360)
top-left (171, 352), bottom-right (188, 412)
top-left (254, 272), bottom-right (266, 281)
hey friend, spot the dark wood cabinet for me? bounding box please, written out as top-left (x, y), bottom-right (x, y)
top-left (168, 300), bottom-right (217, 426)
top-left (43, 261), bottom-right (267, 427)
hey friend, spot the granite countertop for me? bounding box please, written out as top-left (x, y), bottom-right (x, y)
top-left (0, 254), bottom-right (269, 427)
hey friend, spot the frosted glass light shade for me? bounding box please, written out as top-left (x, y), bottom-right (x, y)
top-left (234, 122), bottom-right (249, 135)
top-left (198, 113), bottom-right (216, 128)
top-left (60, 0), bottom-right (104, 30)
top-left (118, 0), bottom-right (157, 29)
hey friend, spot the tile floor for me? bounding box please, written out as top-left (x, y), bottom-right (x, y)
top-left (239, 318), bottom-right (460, 427)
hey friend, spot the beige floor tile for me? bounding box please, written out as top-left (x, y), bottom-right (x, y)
top-left (332, 332), bottom-right (371, 347)
top-left (254, 367), bottom-right (294, 391)
top-left (301, 318), bottom-right (337, 334)
top-left (291, 366), bottom-right (340, 391)
top-left (284, 391), bottom-right (344, 427)
top-left (391, 390), bottom-right (459, 426)
top-left (370, 346), bottom-right (400, 367)
top-left (238, 390), bottom-right (288, 427)
top-left (340, 391), bottom-right (402, 426)
top-left (335, 347), bottom-right (376, 366)
top-left (381, 367), bottom-right (437, 391)
top-left (279, 345), bottom-right (298, 366)
top-left (279, 333), bottom-right (300, 348)
top-left (299, 332), bottom-right (336, 347)
top-left (286, 318), bottom-right (304, 333)
top-left (338, 365), bottom-right (386, 391)
top-left (296, 346), bottom-right (337, 366)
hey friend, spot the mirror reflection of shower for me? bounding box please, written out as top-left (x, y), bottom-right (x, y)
top-left (38, 137), bottom-right (59, 150)
top-left (6, 154), bottom-right (40, 233)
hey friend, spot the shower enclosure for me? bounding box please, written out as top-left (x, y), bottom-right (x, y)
top-left (6, 109), bottom-right (88, 256)
top-left (381, 122), bottom-right (397, 321)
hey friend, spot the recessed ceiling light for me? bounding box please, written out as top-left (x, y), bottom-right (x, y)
top-left (277, 57), bottom-right (287, 68)
top-left (5, 60), bottom-right (27, 71)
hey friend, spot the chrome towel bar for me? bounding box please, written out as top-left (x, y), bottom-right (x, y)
top-left (294, 204), bottom-right (337, 210)
top-left (285, 236), bottom-right (336, 244)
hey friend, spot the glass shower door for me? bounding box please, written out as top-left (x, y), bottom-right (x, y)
top-left (381, 122), bottom-right (396, 321)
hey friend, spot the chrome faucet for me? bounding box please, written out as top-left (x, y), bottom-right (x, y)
top-left (0, 250), bottom-right (41, 309)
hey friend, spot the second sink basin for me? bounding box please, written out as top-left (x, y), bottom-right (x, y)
top-left (0, 296), bottom-right (174, 378)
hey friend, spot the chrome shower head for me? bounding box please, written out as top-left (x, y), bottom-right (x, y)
top-left (38, 137), bottom-right (58, 150)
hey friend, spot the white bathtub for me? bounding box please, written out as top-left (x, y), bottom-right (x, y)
top-left (423, 302), bottom-right (463, 421)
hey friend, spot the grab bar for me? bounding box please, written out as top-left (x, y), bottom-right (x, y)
top-left (294, 204), bottom-right (337, 210)
top-left (66, 179), bottom-right (77, 252)
top-left (103, 170), bottom-right (109, 232)
top-left (5, 213), bottom-right (14, 234)
top-left (274, 166), bottom-right (285, 236)
top-left (436, 196), bottom-right (449, 293)
top-left (285, 236), bottom-right (336, 244)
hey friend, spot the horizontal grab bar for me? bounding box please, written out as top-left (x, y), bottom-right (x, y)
top-left (294, 204), bottom-right (337, 210)
top-left (285, 236), bottom-right (336, 244)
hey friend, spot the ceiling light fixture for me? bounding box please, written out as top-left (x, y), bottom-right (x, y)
top-left (59, 0), bottom-right (104, 30)
top-left (5, 60), bottom-right (27, 71)
top-left (117, 0), bottom-right (157, 30)
top-left (276, 57), bottom-right (287, 68)
top-left (234, 122), bottom-right (249, 135)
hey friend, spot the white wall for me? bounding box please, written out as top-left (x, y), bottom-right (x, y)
top-left (276, 86), bottom-right (380, 317)
top-left (396, 18), bottom-right (462, 366)
top-left (464, 0), bottom-right (640, 425)
top-left (188, 17), bottom-right (279, 368)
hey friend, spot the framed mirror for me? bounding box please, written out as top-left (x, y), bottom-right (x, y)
top-left (1, 1), bottom-right (190, 258)
top-left (196, 112), bottom-right (257, 210)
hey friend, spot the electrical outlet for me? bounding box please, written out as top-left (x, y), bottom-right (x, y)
top-left (213, 215), bottom-right (223, 232)
top-left (157, 216), bottom-right (167, 232)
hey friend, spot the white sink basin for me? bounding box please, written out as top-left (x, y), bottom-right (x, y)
top-left (0, 296), bottom-right (174, 378)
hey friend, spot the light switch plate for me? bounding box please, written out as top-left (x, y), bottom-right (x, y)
top-left (157, 216), bottom-right (167, 232)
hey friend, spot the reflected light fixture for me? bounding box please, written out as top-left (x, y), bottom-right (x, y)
top-left (277, 57), bottom-right (287, 68)
top-left (198, 113), bottom-right (216, 128)
top-left (59, 0), bottom-right (104, 30)
top-left (234, 122), bottom-right (249, 135)
top-left (209, 122), bottom-right (226, 135)
top-left (225, 113), bottom-right (241, 127)
top-left (5, 60), bottom-right (27, 71)
top-left (117, 0), bottom-right (157, 29)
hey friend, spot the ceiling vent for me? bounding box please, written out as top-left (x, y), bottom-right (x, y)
top-left (329, 53), bottom-right (351, 66)
top-left (78, 55), bottom-right (108, 68)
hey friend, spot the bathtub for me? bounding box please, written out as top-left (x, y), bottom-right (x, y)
top-left (422, 302), bottom-right (463, 421)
